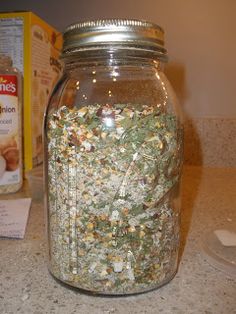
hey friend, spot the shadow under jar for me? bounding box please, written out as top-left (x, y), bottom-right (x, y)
top-left (44, 19), bottom-right (184, 295)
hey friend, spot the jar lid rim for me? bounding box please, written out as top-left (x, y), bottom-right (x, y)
top-left (62, 18), bottom-right (168, 60)
top-left (65, 19), bottom-right (164, 33)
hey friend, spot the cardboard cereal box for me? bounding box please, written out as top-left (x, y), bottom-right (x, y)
top-left (0, 11), bottom-right (62, 171)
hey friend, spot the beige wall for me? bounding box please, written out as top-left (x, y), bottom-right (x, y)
top-left (1, 0), bottom-right (236, 118)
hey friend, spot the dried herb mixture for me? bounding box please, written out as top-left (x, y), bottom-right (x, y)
top-left (46, 103), bottom-right (183, 294)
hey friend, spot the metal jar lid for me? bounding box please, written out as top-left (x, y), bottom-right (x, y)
top-left (62, 19), bottom-right (168, 61)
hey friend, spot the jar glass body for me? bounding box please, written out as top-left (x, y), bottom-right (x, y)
top-left (44, 50), bottom-right (183, 295)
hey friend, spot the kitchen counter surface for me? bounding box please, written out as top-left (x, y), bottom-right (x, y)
top-left (0, 166), bottom-right (236, 314)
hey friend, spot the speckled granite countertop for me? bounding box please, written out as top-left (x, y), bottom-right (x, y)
top-left (0, 166), bottom-right (236, 314)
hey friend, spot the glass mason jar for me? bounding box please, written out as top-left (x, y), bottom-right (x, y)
top-left (44, 19), bottom-right (183, 295)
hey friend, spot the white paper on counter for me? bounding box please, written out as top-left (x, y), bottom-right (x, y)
top-left (214, 229), bottom-right (236, 247)
top-left (0, 198), bottom-right (32, 239)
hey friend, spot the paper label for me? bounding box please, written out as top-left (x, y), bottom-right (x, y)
top-left (0, 18), bottom-right (24, 73)
top-left (0, 74), bottom-right (20, 185)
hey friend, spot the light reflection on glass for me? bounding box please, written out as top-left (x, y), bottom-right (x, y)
top-left (103, 116), bottom-right (115, 128)
top-left (156, 73), bottom-right (168, 103)
top-left (111, 69), bottom-right (119, 77)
